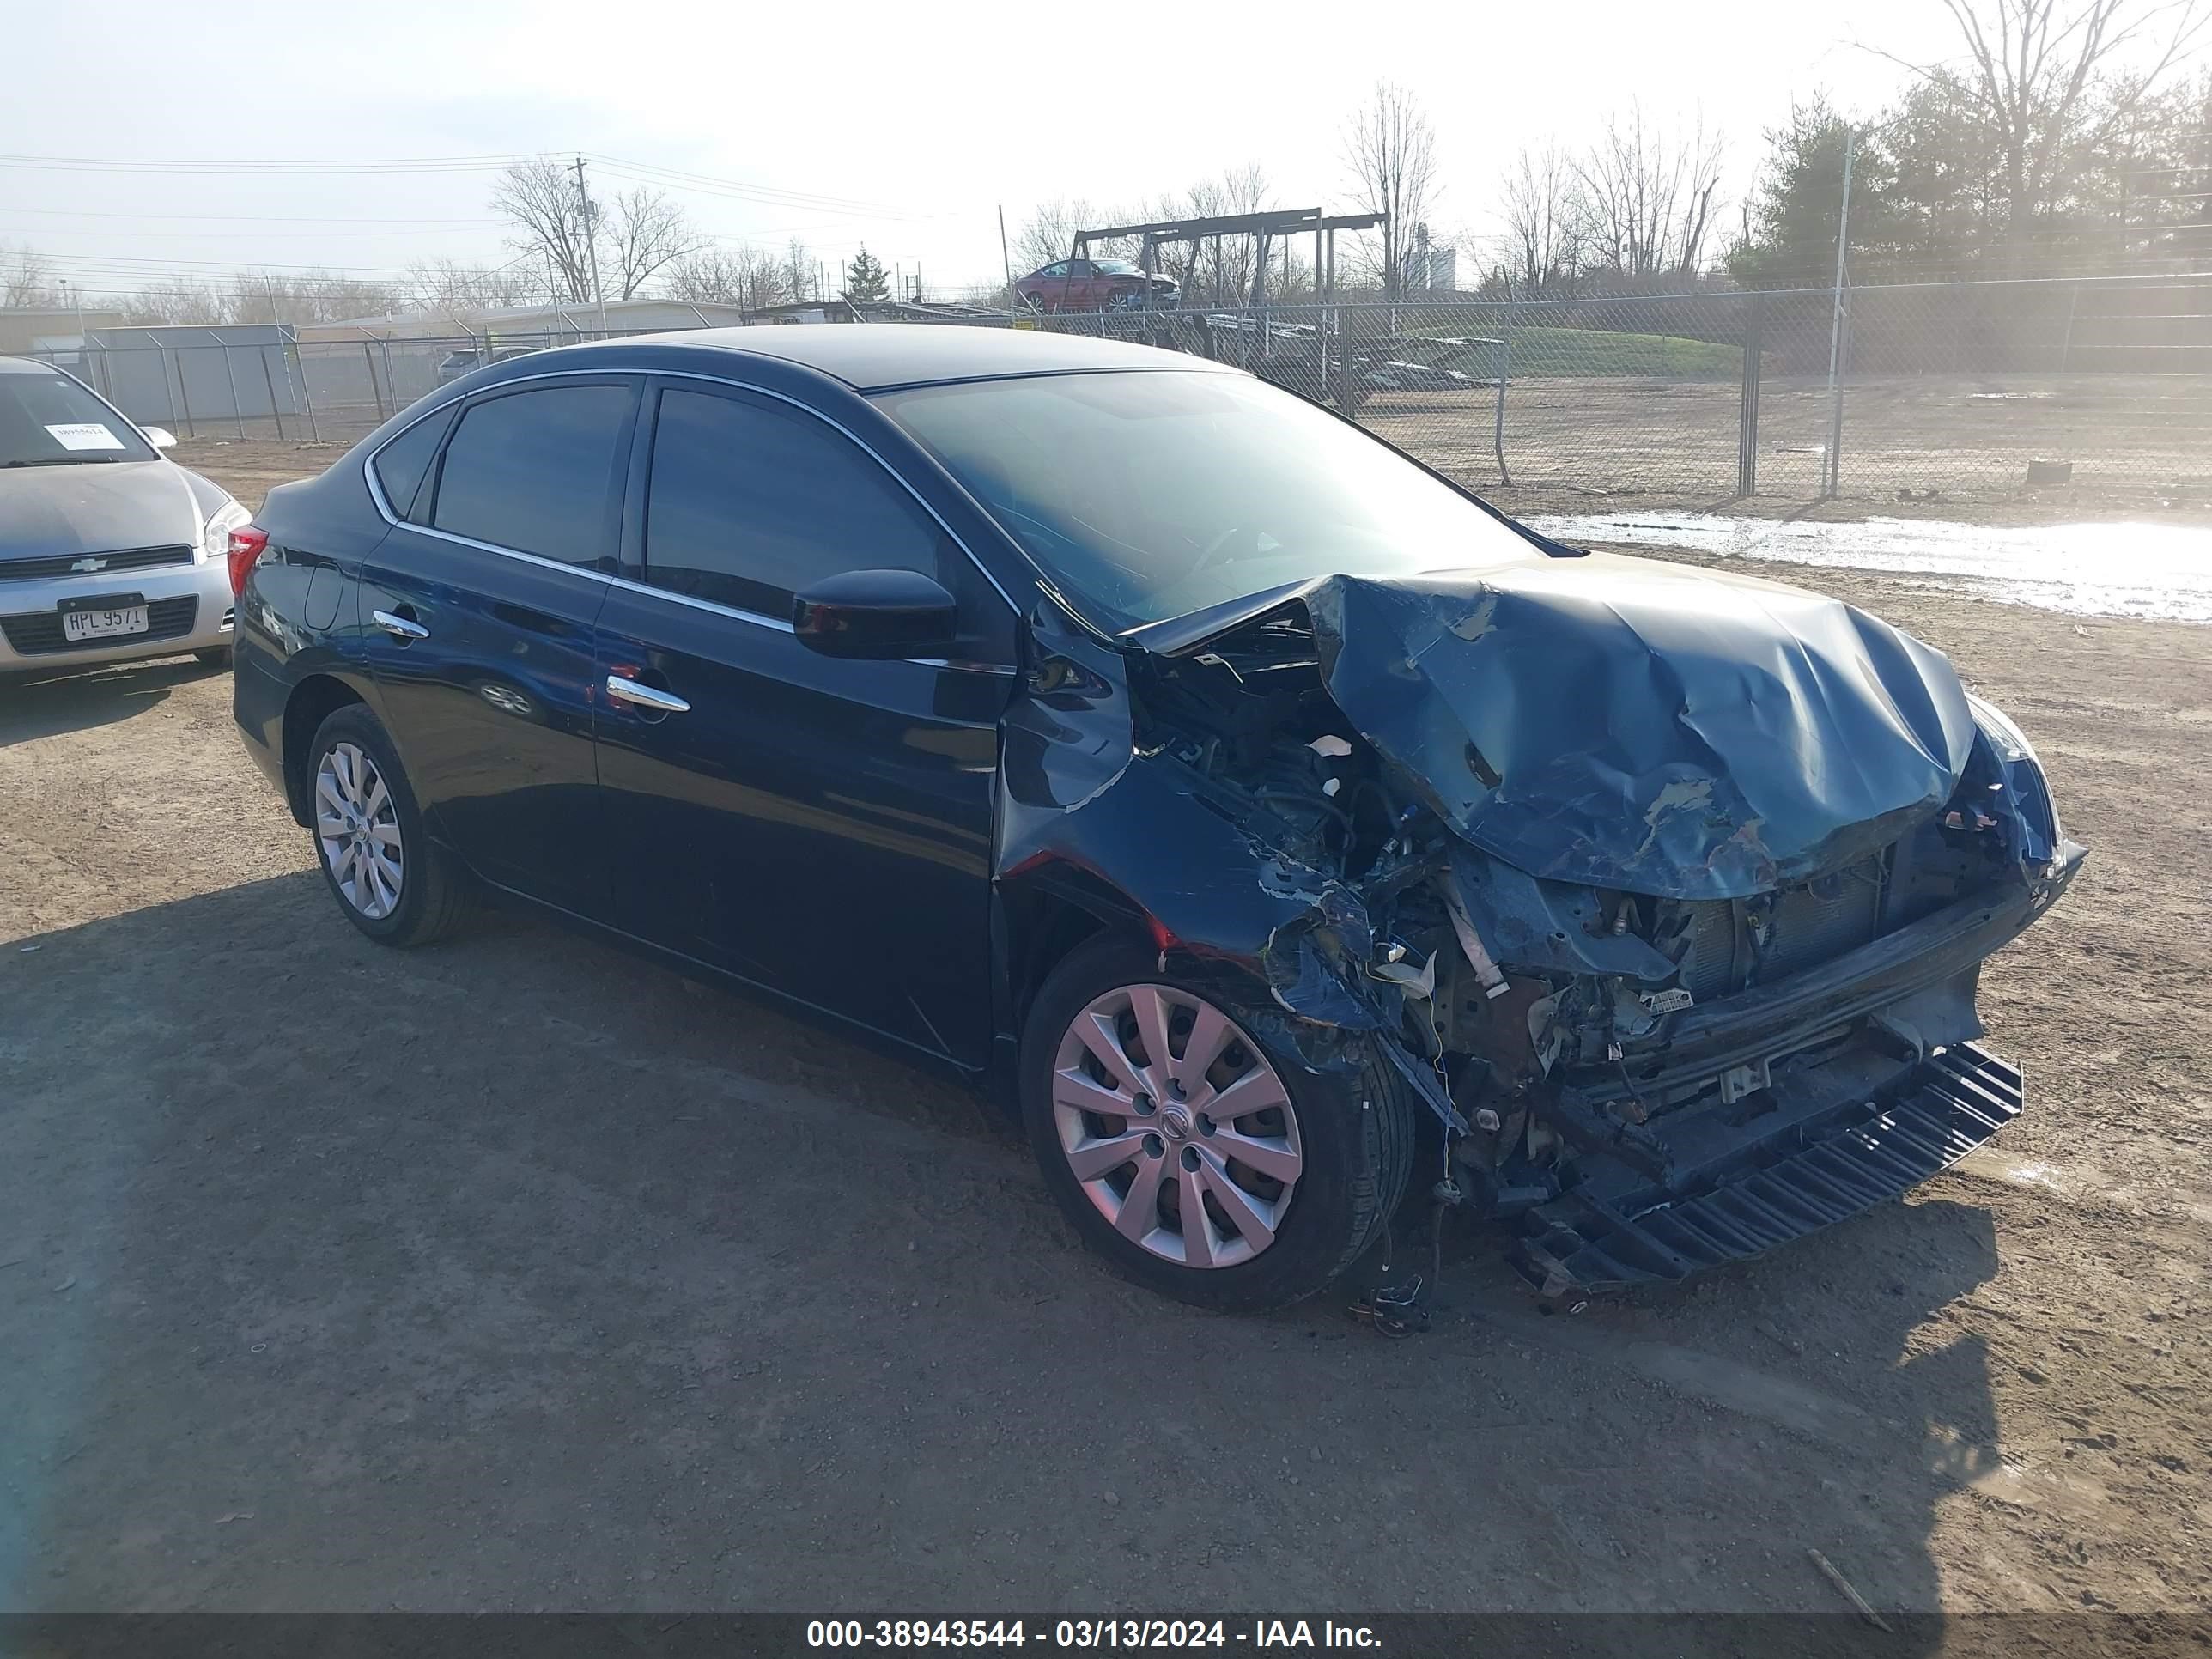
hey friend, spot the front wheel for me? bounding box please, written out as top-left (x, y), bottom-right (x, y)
top-left (306, 703), bottom-right (472, 947)
top-left (1019, 937), bottom-right (1413, 1312)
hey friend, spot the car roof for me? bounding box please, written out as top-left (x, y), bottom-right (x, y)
top-left (0, 356), bottom-right (66, 375)
top-left (558, 323), bottom-right (1237, 392)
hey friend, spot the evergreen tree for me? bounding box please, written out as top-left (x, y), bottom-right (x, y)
top-left (842, 246), bottom-right (890, 303)
top-left (1726, 97), bottom-right (1901, 285)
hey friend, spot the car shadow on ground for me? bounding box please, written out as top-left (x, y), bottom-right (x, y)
top-left (2, 872), bottom-right (2002, 1623)
top-left (0, 655), bottom-right (225, 750)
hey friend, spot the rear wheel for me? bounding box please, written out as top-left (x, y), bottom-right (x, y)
top-left (1019, 937), bottom-right (1413, 1312)
top-left (306, 703), bottom-right (471, 947)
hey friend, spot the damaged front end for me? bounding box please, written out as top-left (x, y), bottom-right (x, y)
top-left (1000, 555), bottom-right (2083, 1301)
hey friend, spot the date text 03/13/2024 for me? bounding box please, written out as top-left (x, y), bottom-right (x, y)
top-left (805, 1620), bottom-right (1382, 1649)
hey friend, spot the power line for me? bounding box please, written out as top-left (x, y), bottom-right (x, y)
top-left (586, 153), bottom-right (916, 218)
top-left (4, 225), bottom-right (503, 242)
top-left (0, 152), bottom-right (538, 174)
top-left (0, 204), bottom-right (507, 226)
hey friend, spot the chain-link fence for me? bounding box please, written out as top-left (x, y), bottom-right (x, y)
top-left (30, 273), bottom-right (2212, 518)
top-left (1002, 273), bottom-right (2212, 515)
top-left (29, 326), bottom-right (647, 448)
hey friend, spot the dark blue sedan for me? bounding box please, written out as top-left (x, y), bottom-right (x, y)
top-left (234, 325), bottom-right (2079, 1314)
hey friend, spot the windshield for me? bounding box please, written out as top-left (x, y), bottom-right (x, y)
top-left (876, 369), bottom-right (1536, 631)
top-left (0, 369), bottom-right (155, 468)
top-left (1094, 259), bottom-right (1144, 276)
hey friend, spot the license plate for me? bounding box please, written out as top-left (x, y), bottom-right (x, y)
top-left (62, 605), bottom-right (149, 642)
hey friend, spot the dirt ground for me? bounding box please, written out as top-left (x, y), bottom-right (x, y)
top-left (2, 444), bottom-right (2208, 1619)
top-left (1364, 373), bottom-right (2212, 521)
top-left (167, 362), bottom-right (2212, 526)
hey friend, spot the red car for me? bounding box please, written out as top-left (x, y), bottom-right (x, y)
top-left (1016, 258), bottom-right (1178, 312)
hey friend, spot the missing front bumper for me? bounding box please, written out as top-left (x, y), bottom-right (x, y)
top-left (1512, 1042), bottom-right (2024, 1297)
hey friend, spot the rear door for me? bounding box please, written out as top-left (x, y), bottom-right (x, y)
top-left (1035, 261), bottom-right (1076, 309)
top-left (357, 374), bottom-right (638, 919)
top-left (591, 379), bottom-right (1014, 1064)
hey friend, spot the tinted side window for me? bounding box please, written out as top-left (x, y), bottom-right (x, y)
top-left (371, 409), bottom-right (451, 521)
top-left (642, 388), bottom-right (943, 617)
top-left (430, 383), bottom-right (632, 568)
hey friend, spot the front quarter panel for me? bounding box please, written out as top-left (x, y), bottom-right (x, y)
top-left (995, 605), bottom-right (1326, 1029)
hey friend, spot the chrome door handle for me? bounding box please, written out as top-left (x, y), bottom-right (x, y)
top-left (605, 674), bottom-right (690, 714)
top-left (371, 610), bottom-right (429, 641)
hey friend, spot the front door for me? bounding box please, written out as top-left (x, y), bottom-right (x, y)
top-left (357, 375), bottom-right (638, 919)
top-left (592, 380), bottom-right (1012, 1065)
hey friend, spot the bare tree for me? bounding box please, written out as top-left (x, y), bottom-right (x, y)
top-left (661, 246), bottom-right (745, 305)
top-left (663, 244), bottom-right (793, 310)
top-left (228, 269), bottom-right (398, 325)
top-left (2, 241), bottom-right (51, 308)
top-left (1572, 105), bottom-right (1728, 276)
top-left (1674, 116), bottom-right (1729, 272)
top-left (1498, 146), bottom-right (1586, 293)
top-left (1340, 81), bottom-right (1440, 296)
top-left (492, 158), bottom-right (599, 303)
top-left (1012, 199), bottom-right (1121, 275)
top-left (781, 239), bottom-right (817, 304)
top-left (1147, 165), bottom-right (1275, 303)
top-left (491, 158), bottom-right (694, 305)
top-left (1866, 0), bottom-right (2209, 267)
top-left (604, 186), bottom-right (696, 300)
top-left (121, 277), bottom-right (226, 325)
top-left (405, 258), bottom-right (548, 323)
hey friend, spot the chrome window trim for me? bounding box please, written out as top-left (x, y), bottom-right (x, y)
top-left (360, 363), bottom-right (1024, 619)
top-left (602, 568), bottom-right (794, 635)
top-left (378, 517), bottom-right (1018, 675)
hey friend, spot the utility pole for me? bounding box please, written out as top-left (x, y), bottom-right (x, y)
top-left (1821, 125), bottom-right (1856, 500)
top-left (997, 204), bottom-right (1014, 301)
top-left (573, 154), bottom-right (609, 336)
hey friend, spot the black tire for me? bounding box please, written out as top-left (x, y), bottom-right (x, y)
top-left (194, 646), bottom-right (232, 669)
top-left (305, 703), bottom-right (472, 947)
top-left (1019, 935), bottom-right (1415, 1312)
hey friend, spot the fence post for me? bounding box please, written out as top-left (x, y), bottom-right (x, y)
top-left (1824, 302), bottom-right (1850, 499)
top-left (258, 347), bottom-right (286, 441)
top-left (173, 348), bottom-right (198, 438)
top-left (1492, 297), bottom-right (1514, 487)
top-left (210, 333), bottom-right (248, 440)
top-left (362, 340), bottom-right (387, 422)
top-left (1738, 292), bottom-right (1765, 497)
top-left (286, 340), bottom-right (321, 443)
top-left (145, 331), bottom-right (183, 437)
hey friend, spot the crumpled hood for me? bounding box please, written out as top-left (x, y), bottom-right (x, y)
top-left (0, 461), bottom-right (204, 563)
top-left (1300, 556), bottom-right (1978, 900)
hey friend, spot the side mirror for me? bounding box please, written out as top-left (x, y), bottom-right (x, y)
top-left (143, 426), bottom-right (178, 450)
top-left (793, 568), bottom-right (958, 660)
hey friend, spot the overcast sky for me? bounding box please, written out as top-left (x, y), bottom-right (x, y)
top-left (3, 0), bottom-right (1976, 303)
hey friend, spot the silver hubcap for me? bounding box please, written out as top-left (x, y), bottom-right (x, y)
top-left (1052, 984), bottom-right (1302, 1269)
top-left (314, 741), bottom-right (404, 921)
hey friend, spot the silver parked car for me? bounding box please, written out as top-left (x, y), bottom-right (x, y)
top-left (0, 356), bottom-right (247, 675)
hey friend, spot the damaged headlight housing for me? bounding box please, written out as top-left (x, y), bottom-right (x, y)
top-left (1966, 691), bottom-right (2062, 855)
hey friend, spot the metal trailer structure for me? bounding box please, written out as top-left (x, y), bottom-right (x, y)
top-left (1060, 210), bottom-right (1511, 422)
top-left (1070, 207), bottom-right (1386, 312)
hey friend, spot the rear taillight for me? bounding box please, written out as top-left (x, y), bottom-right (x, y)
top-left (225, 524), bottom-right (270, 596)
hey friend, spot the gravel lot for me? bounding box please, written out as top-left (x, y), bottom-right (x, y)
top-left (2, 441), bottom-right (2206, 1615)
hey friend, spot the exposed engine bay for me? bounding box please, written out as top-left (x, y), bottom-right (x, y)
top-left (1069, 558), bottom-right (2086, 1298)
